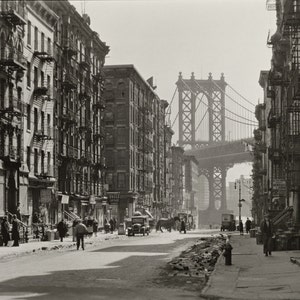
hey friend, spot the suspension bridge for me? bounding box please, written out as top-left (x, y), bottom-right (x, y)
top-left (167, 72), bottom-right (257, 225)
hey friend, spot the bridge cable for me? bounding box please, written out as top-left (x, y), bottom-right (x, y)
top-left (171, 112), bottom-right (179, 129)
top-left (211, 80), bottom-right (255, 115)
top-left (189, 80), bottom-right (257, 124)
top-left (195, 109), bottom-right (208, 132)
top-left (166, 86), bottom-right (178, 115)
top-left (226, 83), bottom-right (256, 107)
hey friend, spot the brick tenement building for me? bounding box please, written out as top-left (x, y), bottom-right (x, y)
top-left (0, 0), bottom-right (27, 218)
top-left (102, 65), bottom-right (170, 222)
top-left (254, 0), bottom-right (300, 235)
top-left (44, 0), bottom-right (109, 224)
top-left (0, 0), bottom-right (109, 227)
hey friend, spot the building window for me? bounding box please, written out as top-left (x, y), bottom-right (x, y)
top-left (47, 152), bottom-right (50, 169)
top-left (27, 146), bottom-right (31, 171)
top-left (41, 150), bottom-right (45, 174)
top-left (47, 37), bottom-right (51, 54)
top-left (26, 62), bottom-right (31, 87)
top-left (0, 79), bottom-right (6, 109)
top-left (118, 150), bottom-right (126, 166)
top-left (41, 111), bottom-right (44, 133)
top-left (41, 32), bottom-right (44, 52)
top-left (27, 104), bottom-right (31, 130)
top-left (47, 113), bottom-right (51, 135)
top-left (34, 107), bottom-right (38, 131)
top-left (34, 26), bottom-right (38, 50)
top-left (41, 70), bottom-right (44, 87)
top-left (27, 21), bottom-right (31, 45)
top-left (34, 67), bottom-right (38, 88)
top-left (117, 173), bottom-right (126, 189)
top-left (34, 148), bottom-right (38, 174)
top-left (117, 128), bottom-right (126, 144)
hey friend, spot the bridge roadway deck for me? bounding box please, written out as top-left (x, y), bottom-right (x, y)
top-left (185, 138), bottom-right (254, 167)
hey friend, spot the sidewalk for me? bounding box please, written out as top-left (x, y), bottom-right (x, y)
top-left (0, 232), bottom-right (125, 260)
top-left (202, 234), bottom-right (300, 300)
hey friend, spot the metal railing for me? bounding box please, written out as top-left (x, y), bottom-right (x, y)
top-left (6, 212), bottom-right (29, 243)
top-left (0, 46), bottom-right (26, 68)
top-left (0, 0), bottom-right (26, 24)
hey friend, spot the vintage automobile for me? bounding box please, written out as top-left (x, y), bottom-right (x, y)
top-left (127, 216), bottom-right (150, 236)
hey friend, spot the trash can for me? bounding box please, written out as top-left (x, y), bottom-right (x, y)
top-left (46, 230), bottom-right (55, 241)
top-left (118, 223), bottom-right (125, 235)
top-left (250, 229), bottom-right (256, 238)
top-left (256, 232), bottom-right (263, 245)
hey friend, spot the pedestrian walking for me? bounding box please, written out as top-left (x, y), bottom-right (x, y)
top-left (93, 219), bottom-right (98, 237)
top-left (109, 218), bottom-right (114, 233)
top-left (179, 219), bottom-right (186, 234)
top-left (74, 219), bottom-right (88, 250)
top-left (1, 216), bottom-right (10, 246)
top-left (260, 213), bottom-right (274, 256)
top-left (72, 219), bottom-right (79, 242)
top-left (239, 220), bottom-right (244, 235)
top-left (57, 219), bottom-right (68, 242)
top-left (245, 218), bottom-right (252, 234)
top-left (11, 214), bottom-right (20, 247)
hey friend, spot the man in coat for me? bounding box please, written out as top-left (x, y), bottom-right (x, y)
top-left (245, 218), bottom-right (252, 234)
top-left (260, 213), bottom-right (274, 256)
top-left (11, 214), bottom-right (19, 247)
top-left (1, 216), bottom-right (10, 246)
top-left (57, 219), bottom-right (68, 242)
top-left (74, 219), bottom-right (88, 250)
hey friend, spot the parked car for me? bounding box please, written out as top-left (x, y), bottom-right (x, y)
top-left (127, 216), bottom-right (150, 236)
top-left (220, 213), bottom-right (236, 231)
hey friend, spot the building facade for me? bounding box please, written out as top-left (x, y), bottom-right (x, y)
top-left (183, 155), bottom-right (199, 227)
top-left (0, 0), bottom-right (27, 219)
top-left (254, 0), bottom-right (300, 233)
top-left (44, 0), bottom-right (109, 224)
top-left (23, 0), bottom-right (57, 224)
top-left (103, 65), bottom-right (157, 222)
top-left (0, 0), bottom-right (109, 228)
top-left (170, 146), bottom-right (184, 214)
top-left (164, 125), bottom-right (174, 217)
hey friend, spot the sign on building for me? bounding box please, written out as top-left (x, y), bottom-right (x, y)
top-left (273, 179), bottom-right (286, 196)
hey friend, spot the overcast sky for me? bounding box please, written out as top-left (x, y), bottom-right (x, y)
top-left (70, 0), bottom-right (276, 181)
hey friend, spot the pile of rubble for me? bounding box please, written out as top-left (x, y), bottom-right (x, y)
top-left (167, 235), bottom-right (226, 281)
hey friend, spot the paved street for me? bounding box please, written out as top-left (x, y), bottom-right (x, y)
top-left (0, 230), bottom-right (216, 300)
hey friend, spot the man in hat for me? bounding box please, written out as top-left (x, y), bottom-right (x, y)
top-left (74, 219), bottom-right (88, 250)
top-left (260, 213), bottom-right (274, 256)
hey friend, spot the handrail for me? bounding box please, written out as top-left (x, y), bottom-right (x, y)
top-left (69, 211), bottom-right (80, 219)
top-left (63, 210), bottom-right (74, 221)
top-left (6, 211), bottom-right (27, 228)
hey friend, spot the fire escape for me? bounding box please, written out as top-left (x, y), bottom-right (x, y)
top-left (0, 4), bottom-right (26, 167)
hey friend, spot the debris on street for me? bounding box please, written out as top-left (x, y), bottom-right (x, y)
top-left (157, 234), bottom-right (226, 291)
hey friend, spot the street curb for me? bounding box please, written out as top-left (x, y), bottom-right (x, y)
top-left (0, 234), bottom-right (126, 261)
top-left (200, 248), bottom-right (224, 295)
top-left (290, 257), bottom-right (300, 267)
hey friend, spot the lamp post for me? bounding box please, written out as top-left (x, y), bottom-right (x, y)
top-left (235, 179), bottom-right (245, 234)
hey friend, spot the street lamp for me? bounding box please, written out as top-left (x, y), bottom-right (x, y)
top-left (235, 179), bottom-right (245, 234)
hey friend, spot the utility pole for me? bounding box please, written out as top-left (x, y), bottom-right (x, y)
top-left (235, 179), bottom-right (245, 235)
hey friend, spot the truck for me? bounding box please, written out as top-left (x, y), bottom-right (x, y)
top-left (221, 213), bottom-right (236, 231)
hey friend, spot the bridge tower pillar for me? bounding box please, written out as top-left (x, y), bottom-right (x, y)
top-left (177, 72), bottom-right (196, 148)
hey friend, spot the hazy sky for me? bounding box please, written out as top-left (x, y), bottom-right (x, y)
top-left (70, 0), bottom-right (276, 181)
